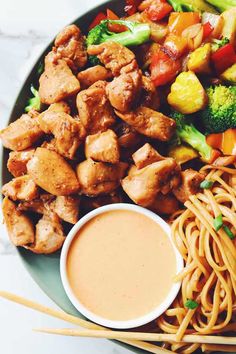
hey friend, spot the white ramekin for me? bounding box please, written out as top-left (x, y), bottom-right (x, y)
top-left (60, 203), bottom-right (183, 329)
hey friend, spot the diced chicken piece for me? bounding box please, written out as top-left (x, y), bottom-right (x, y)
top-left (141, 76), bottom-right (160, 111)
top-left (2, 197), bottom-right (35, 246)
top-left (76, 158), bottom-right (127, 196)
top-left (40, 138), bottom-right (57, 152)
top-left (173, 169), bottom-right (205, 203)
top-left (149, 193), bottom-right (179, 215)
top-left (76, 81), bottom-right (115, 134)
top-left (213, 155), bottom-right (236, 167)
top-left (132, 143), bottom-right (164, 169)
top-left (39, 52), bottom-right (81, 105)
top-left (77, 65), bottom-right (112, 88)
top-left (87, 42), bottom-right (136, 76)
top-left (38, 110), bottom-right (86, 159)
top-left (0, 114), bottom-right (43, 151)
top-left (121, 158), bottom-right (180, 207)
top-left (115, 106), bottom-right (176, 141)
top-left (17, 194), bottom-right (55, 215)
top-left (115, 122), bottom-right (143, 149)
top-left (26, 214), bottom-right (65, 254)
top-left (47, 101), bottom-right (71, 114)
top-left (54, 196), bottom-right (80, 224)
top-left (83, 191), bottom-right (123, 211)
top-left (2, 175), bottom-right (38, 201)
top-left (85, 129), bottom-right (120, 164)
top-left (27, 148), bottom-right (80, 196)
top-left (54, 24), bottom-right (87, 70)
top-left (7, 149), bottom-right (35, 177)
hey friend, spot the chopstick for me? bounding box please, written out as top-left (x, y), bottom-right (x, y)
top-left (34, 327), bottom-right (236, 345)
top-left (0, 291), bottom-right (173, 354)
top-left (202, 344), bottom-right (236, 353)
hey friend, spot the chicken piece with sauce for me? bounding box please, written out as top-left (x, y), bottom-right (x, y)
top-left (132, 143), bottom-right (164, 169)
top-left (141, 76), bottom-right (160, 111)
top-left (27, 148), bottom-right (80, 196)
top-left (85, 129), bottom-right (120, 164)
top-left (76, 158), bottom-right (127, 196)
top-left (78, 65), bottom-right (112, 89)
top-left (76, 81), bottom-right (115, 134)
top-left (116, 106), bottom-right (176, 141)
top-left (0, 114), bottom-right (43, 151)
top-left (7, 149), bottom-right (35, 177)
top-left (39, 52), bottom-right (81, 105)
top-left (149, 193), bottom-right (179, 215)
top-left (173, 169), bottom-right (205, 203)
top-left (122, 158), bottom-right (180, 207)
top-left (2, 175), bottom-right (38, 201)
top-left (2, 197), bottom-right (35, 246)
top-left (53, 24), bottom-right (87, 70)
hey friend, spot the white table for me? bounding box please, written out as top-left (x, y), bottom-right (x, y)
top-left (0, 1), bottom-right (133, 353)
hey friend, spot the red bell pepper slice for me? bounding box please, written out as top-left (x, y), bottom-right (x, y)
top-left (202, 22), bottom-right (213, 39)
top-left (88, 12), bottom-right (107, 30)
top-left (125, 0), bottom-right (142, 15)
top-left (212, 43), bottom-right (236, 74)
top-left (106, 9), bottom-right (127, 32)
top-left (150, 48), bottom-right (181, 86)
top-left (146, 0), bottom-right (173, 21)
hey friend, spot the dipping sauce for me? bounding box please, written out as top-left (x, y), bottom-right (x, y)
top-left (67, 209), bottom-right (177, 321)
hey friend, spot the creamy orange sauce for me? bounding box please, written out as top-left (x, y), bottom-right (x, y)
top-left (67, 210), bottom-right (177, 321)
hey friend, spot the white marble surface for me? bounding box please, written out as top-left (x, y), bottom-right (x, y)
top-left (0, 1), bottom-right (133, 353)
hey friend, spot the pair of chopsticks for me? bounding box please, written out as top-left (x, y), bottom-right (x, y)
top-left (0, 291), bottom-right (235, 353)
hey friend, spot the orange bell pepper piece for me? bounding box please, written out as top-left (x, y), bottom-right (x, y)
top-left (164, 33), bottom-right (188, 59)
top-left (168, 12), bottom-right (200, 36)
top-left (222, 129), bottom-right (236, 155)
top-left (106, 9), bottom-right (127, 33)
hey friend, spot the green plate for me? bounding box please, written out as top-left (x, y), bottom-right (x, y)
top-left (1, 2), bottom-right (231, 353)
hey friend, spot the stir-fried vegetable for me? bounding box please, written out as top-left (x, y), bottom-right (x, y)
top-left (168, 12), bottom-right (200, 35)
top-left (211, 38), bottom-right (230, 52)
top-left (167, 0), bottom-right (218, 13)
top-left (170, 110), bottom-right (214, 162)
top-left (139, 0), bottom-right (173, 20)
top-left (187, 43), bottom-right (211, 74)
top-left (221, 63), bottom-right (236, 84)
top-left (207, 128), bottom-right (236, 155)
top-left (201, 86), bottom-right (236, 133)
top-left (212, 43), bottom-right (236, 74)
top-left (205, 0), bottom-right (236, 12)
top-left (25, 86), bottom-right (41, 112)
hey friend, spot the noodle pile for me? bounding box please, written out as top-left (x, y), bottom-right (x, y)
top-left (157, 164), bottom-right (236, 353)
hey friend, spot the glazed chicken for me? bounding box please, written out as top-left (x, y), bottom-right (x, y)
top-left (0, 114), bottom-right (43, 151)
top-left (78, 65), bottom-right (112, 88)
top-left (85, 129), bottom-right (120, 164)
top-left (141, 76), bottom-right (160, 110)
top-left (7, 149), bottom-right (35, 177)
top-left (2, 175), bottom-right (38, 201)
top-left (27, 148), bottom-right (80, 196)
top-left (76, 81), bottom-right (115, 134)
top-left (39, 52), bottom-right (81, 104)
top-left (116, 106), bottom-right (176, 141)
top-left (2, 197), bottom-right (35, 246)
top-left (76, 158), bottom-right (127, 196)
top-left (173, 169), bottom-right (205, 203)
top-left (53, 24), bottom-right (87, 70)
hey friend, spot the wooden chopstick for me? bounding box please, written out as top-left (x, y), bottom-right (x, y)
top-left (202, 344), bottom-right (236, 353)
top-left (0, 291), bottom-right (173, 354)
top-left (34, 327), bottom-right (236, 345)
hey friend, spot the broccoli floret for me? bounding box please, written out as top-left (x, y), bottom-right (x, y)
top-left (205, 0), bottom-right (236, 12)
top-left (201, 86), bottom-right (236, 133)
top-left (86, 20), bottom-right (150, 47)
top-left (211, 37), bottom-right (230, 52)
top-left (167, 0), bottom-right (218, 13)
top-left (170, 110), bottom-right (213, 162)
top-left (25, 86), bottom-right (41, 113)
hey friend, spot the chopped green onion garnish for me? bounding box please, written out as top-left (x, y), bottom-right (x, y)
top-left (223, 225), bottom-right (235, 240)
top-left (185, 299), bottom-right (198, 310)
top-left (213, 214), bottom-right (223, 231)
top-left (200, 180), bottom-right (214, 189)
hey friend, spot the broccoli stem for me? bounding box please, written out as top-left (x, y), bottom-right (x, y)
top-left (205, 0), bottom-right (236, 12)
top-left (103, 20), bottom-right (151, 46)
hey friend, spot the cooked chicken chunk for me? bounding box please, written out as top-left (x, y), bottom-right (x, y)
top-left (76, 81), bottom-right (115, 134)
top-left (2, 197), bottom-right (35, 246)
top-left (17, 194), bottom-right (55, 215)
top-left (106, 68), bottom-right (142, 113)
top-left (26, 214), bottom-right (65, 254)
top-left (115, 122), bottom-right (143, 149)
top-left (132, 143), bottom-right (164, 169)
top-left (78, 65), bottom-right (112, 88)
top-left (54, 24), bottom-right (87, 70)
top-left (38, 110), bottom-right (86, 159)
top-left (39, 52), bottom-right (81, 104)
top-left (83, 191), bottom-right (123, 211)
top-left (173, 169), bottom-right (205, 203)
top-left (7, 149), bottom-right (35, 177)
top-left (85, 130), bottom-right (120, 164)
top-left (27, 148), bottom-right (80, 196)
top-left (0, 114), bottom-right (43, 151)
top-left (54, 196), bottom-right (80, 224)
top-left (122, 159), bottom-right (180, 207)
top-left (141, 76), bottom-right (160, 110)
top-left (2, 175), bottom-right (38, 201)
top-left (87, 42), bottom-right (136, 76)
top-left (149, 193), bottom-right (179, 215)
top-left (76, 158), bottom-right (127, 196)
top-left (47, 101), bottom-right (71, 114)
top-left (116, 106), bottom-right (176, 141)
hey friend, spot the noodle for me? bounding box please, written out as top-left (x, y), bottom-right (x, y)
top-left (157, 165), bottom-right (236, 353)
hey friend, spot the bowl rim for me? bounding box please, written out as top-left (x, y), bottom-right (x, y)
top-left (60, 203), bottom-right (184, 329)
